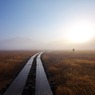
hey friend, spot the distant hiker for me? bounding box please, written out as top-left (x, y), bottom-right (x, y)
top-left (73, 48), bottom-right (75, 52)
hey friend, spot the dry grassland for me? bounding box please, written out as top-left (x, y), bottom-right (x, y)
top-left (0, 51), bottom-right (36, 91)
top-left (42, 51), bottom-right (95, 95)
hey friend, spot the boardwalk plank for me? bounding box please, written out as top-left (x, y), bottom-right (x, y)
top-left (35, 52), bottom-right (53, 95)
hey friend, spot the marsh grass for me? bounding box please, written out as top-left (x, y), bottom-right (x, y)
top-left (0, 51), bottom-right (36, 91)
top-left (42, 51), bottom-right (95, 95)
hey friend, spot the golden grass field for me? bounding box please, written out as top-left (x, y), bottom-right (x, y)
top-left (42, 51), bottom-right (95, 95)
top-left (0, 51), bottom-right (37, 92)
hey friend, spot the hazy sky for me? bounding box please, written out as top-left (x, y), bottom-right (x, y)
top-left (0, 0), bottom-right (95, 50)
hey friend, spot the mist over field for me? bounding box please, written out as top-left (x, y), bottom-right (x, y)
top-left (0, 37), bottom-right (95, 50)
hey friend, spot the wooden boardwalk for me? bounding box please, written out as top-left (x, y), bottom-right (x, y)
top-left (3, 53), bottom-right (39, 95)
top-left (35, 52), bottom-right (53, 95)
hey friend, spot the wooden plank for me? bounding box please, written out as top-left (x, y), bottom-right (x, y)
top-left (3, 53), bottom-right (39, 95)
top-left (35, 52), bottom-right (53, 95)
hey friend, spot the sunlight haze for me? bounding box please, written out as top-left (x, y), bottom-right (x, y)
top-left (0, 0), bottom-right (95, 50)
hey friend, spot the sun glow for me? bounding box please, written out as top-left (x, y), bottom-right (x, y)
top-left (65, 19), bottom-right (95, 44)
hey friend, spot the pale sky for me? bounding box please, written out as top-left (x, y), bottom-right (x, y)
top-left (0, 0), bottom-right (95, 50)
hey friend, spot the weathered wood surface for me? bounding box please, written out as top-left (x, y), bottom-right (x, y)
top-left (3, 53), bottom-right (39, 95)
top-left (35, 52), bottom-right (53, 95)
